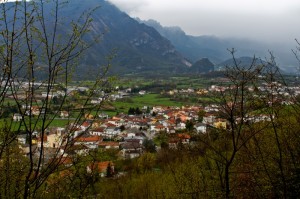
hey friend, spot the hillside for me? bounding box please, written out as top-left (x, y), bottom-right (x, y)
top-left (190, 58), bottom-right (214, 73)
top-left (64, 0), bottom-right (191, 76)
top-left (4, 0), bottom-right (191, 78)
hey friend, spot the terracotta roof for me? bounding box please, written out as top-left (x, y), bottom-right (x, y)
top-left (81, 121), bottom-right (91, 127)
top-left (75, 135), bottom-right (102, 142)
top-left (106, 123), bottom-right (116, 127)
top-left (155, 125), bottom-right (164, 129)
top-left (88, 161), bottom-right (113, 173)
top-left (177, 133), bottom-right (191, 139)
top-left (91, 127), bottom-right (105, 132)
top-left (98, 142), bottom-right (119, 147)
top-left (50, 157), bottom-right (73, 166)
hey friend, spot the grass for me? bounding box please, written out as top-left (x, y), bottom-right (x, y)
top-left (113, 93), bottom-right (184, 113)
top-left (0, 117), bottom-right (75, 132)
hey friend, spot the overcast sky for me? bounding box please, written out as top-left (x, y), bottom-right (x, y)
top-left (108, 0), bottom-right (300, 44)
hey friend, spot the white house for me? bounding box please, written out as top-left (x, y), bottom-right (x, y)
top-left (194, 123), bottom-right (207, 133)
top-left (13, 113), bottom-right (22, 122)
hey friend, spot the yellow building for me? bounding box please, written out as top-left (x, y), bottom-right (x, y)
top-left (214, 119), bottom-right (227, 129)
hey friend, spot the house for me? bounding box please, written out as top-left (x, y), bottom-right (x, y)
top-left (41, 91), bottom-right (58, 99)
top-left (62, 144), bottom-right (89, 156)
top-left (126, 132), bottom-right (136, 138)
top-left (37, 127), bottom-right (66, 148)
top-left (177, 133), bottom-right (191, 144)
top-left (52, 157), bottom-right (73, 167)
top-left (31, 106), bottom-right (40, 116)
top-left (37, 135), bottom-right (48, 149)
top-left (214, 119), bottom-right (227, 129)
top-left (84, 114), bottom-right (94, 120)
top-left (70, 127), bottom-right (83, 138)
top-left (46, 132), bottom-right (64, 148)
top-left (13, 113), bottom-right (22, 122)
top-left (139, 90), bottom-right (146, 95)
top-left (150, 124), bottom-right (167, 132)
top-left (98, 113), bottom-right (109, 119)
top-left (124, 136), bottom-right (144, 144)
top-left (80, 121), bottom-right (92, 131)
top-left (60, 111), bottom-right (69, 118)
top-left (87, 161), bottom-right (114, 177)
top-left (175, 122), bottom-right (186, 130)
top-left (91, 98), bottom-right (102, 104)
top-left (168, 134), bottom-right (191, 149)
top-left (19, 144), bottom-right (38, 156)
top-left (103, 127), bottom-right (121, 139)
top-left (203, 114), bottom-right (216, 125)
top-left (194, 123), bottom-right (207, 133)
top-left (90, 127), bottom-right (105, 136)
top-left (17, 134), bottom-right (27, 145)
top-left (120, 140), bottom-right (143, 159)
top-left (98, 141), bottom-right (120, 149)
top-left (74, 135), bottom-right (103, 149)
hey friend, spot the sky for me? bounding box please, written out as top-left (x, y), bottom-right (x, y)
top-left (108, 0), bottom-right (300, 44)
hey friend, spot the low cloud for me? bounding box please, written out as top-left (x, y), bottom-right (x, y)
top-left (109, 0), bottom-right (300, 44)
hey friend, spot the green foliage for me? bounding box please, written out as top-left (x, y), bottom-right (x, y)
top-left (127, 107), bottom-right (143, 115)
top-left (185, 120), bottom-right (194, 131)
top-left (113, 94), bottom-right (184, 114)
top-left (143, 139), bottom-right (156, 153)
top-left (153, 132), bottom-right (169, 147)
top-left (198, 109), bottom-right (206, 122)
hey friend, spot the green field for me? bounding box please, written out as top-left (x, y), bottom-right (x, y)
top-left (112, 93), bottom-right (184, 114)
top-left (0, 118), bottom-right (74, 132)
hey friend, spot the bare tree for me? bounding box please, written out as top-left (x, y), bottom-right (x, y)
top-left (0, 0), bottom-right (111, 198)
top-left (194, 49), bottom-right (275, 198)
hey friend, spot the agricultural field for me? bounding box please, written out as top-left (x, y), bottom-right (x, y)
top-left (112, 93), bottom-right (185, 114)
top-left (114, 74), bottom-right (218, 90)
top-left (0, 118), bottom-right (74, 132)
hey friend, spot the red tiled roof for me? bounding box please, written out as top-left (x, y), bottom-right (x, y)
top-left (106, 123), bottom-right (116, 127)
top-left (98, 142), bottom-right (119, 147)
top-left (75, 135), bottom-right (102, 142)
top-left (178, 133), bottom-right (191, 139)
top-left (91, 127), bottom-right (105, 132)
top-left (81, 121), bottom-right (91, 127)
top-left (88, 161), bottom-right (113, 173)
top-left (155, 125), bottom-right (164, 129)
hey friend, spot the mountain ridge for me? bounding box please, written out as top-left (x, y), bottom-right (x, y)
top-left (75, 0), bottom-right (192, 75)
top-left (139, 19), bottom-right (297, 73)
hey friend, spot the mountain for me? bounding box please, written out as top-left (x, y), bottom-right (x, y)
top-left (66, 0), bottom-right (191, 75)
top-left (217, 56), bottom-right (265, 69)
top-left (190, 58), bottom-right (214, 73)
top-left (5, 0), bottom-right (191, 77)
top-left (137, 19), bottom-right (225, 63)
top-left (216, 56), bottom-right (286, 74)
top-left (140, 19), bottom-right (297, 73)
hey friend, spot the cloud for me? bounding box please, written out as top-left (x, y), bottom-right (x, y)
top-left (107, 0), bottom-right (149, 14)
top-left (108, 0), bottom-right (300, 44)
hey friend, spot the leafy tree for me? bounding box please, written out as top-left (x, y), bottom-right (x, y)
top-left (146, 106), bottom-right (151, 114)
top-left (128, 107), bottom-right (135, 115)
top-left (120, 125), bottom-right (125, 132)
top-left (106, 162), bottom-right (114, 178)
top-left (135, 107), bottom-right (142, 115)
top-left (185, 120), bottom-right (194, 131)
top-left (197, 109), bottom-right (206, 122)
top-left (143, 138), bottom-right (156, 153)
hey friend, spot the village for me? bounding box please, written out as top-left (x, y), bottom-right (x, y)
top-left (12, 77), bottom-right (300, 177)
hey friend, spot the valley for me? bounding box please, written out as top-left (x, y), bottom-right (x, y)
top-left (0, 0), bottom-right (300, 198)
